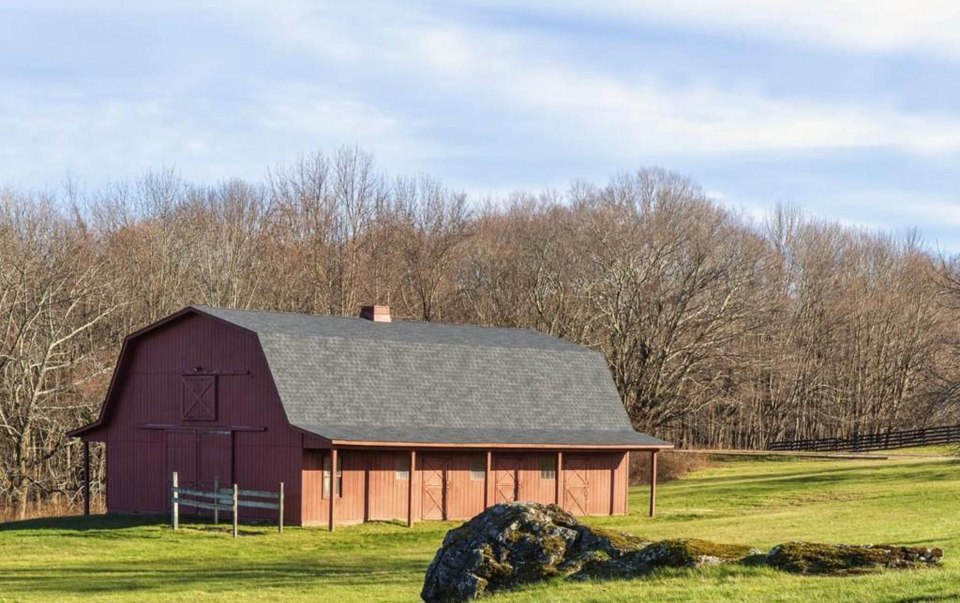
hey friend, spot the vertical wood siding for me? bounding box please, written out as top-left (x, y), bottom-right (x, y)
top-left (98, 312), bottom-right (304, 524)
top-left (444, 453), bottom-right (485, 520)
top-left (95, 310), bottom-right (635, 527)
top-left (366, 452), bottom-right (410, 521)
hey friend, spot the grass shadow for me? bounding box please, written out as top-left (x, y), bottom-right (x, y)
top-left (0, 514), bottom-right (164, 532)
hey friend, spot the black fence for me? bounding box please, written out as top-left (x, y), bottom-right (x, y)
top-left (768, 424), bottom-right (960, 453)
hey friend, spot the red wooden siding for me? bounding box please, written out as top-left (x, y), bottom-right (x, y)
top-left (96, 312), bottom-right (304, 524)
top-left (439, 453), bottom-right (486, 520)
top-left (85, 309), bottom-right (638, 527)
top-left (366, 452), bottom-right (410, 521)
top-left (300, 449), bottom-right (630, 527)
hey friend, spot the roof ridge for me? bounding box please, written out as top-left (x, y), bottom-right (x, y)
top-left (258, 331), bottom-right (593, 353)
top-left (193, 304), bottom-right (584, 341)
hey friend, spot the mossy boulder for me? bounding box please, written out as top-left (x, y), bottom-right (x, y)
top-left (766, 542), bottom-right (943, 575)
top-left (420, 502), bottom-right (645, 602)
top-left (421, 503), bottom-right (944, 602)
top-left (573, 538), bottom-right (755, 580)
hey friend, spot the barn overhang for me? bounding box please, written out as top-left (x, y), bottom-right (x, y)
top-left (327, 439), bottom-right (674, 450)
top-left (292, 423), bottom-right (673, 451)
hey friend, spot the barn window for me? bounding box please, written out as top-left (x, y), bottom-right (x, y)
top-left (336, 454), bottom-right (343, 497)
top-left (470, 457), bottom-right (485, 481)
top-left (540, 456), bottom-right (556, 480)
top-left (322, 456), bottom-right (331, 499)
top-left (396, 457), bottom-right (410, 481)
top-left (181, 375), bottom-right (216, 421)
top-left (322, 454), bottom-right (344, 498)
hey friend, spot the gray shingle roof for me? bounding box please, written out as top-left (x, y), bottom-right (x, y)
top-left (194, 306), bottom-right (670, 448)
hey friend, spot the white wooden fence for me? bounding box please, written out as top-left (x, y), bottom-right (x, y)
top-left (171, 472), bottom-right (285, 537)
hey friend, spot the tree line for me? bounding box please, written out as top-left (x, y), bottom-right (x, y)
top-left (1, 147), bottom-right (958, 517)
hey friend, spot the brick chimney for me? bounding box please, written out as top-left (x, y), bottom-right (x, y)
top-left (359, 304), bottom-right (391, 323)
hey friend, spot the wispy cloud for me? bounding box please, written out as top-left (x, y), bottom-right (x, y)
top-left (0, 0), bottom-right (958, 249)
top-left (489, 1), bottom-right (960, 59)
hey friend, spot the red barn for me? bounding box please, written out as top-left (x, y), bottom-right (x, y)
top-left (70, 305), bottom-right (671, 527)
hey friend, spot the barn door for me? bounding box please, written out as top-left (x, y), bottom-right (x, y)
top-left (494, 457), bottom-right (521, 503)
top-left (165, 431), bottom-right (197, 510)
top-left (564, 457), bottom-right (589, 515)
top-left (421, 456), bottom-right (448, 520)
top-left (198, 431), bottom-right (232, 492)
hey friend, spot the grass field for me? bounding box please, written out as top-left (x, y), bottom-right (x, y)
top-left (1, 455), bottom-right (958, 603)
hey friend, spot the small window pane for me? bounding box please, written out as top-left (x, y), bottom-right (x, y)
top-left (322, 455), bottom-right (331, 499)
top-left (336, 454), bottom-right (343, 498)
top-left (396, 457), bottom-right (410, 481)
top-left (540, 456), bottom-right (556, 480)
top-left (470, 457), bottom-right (485, 481)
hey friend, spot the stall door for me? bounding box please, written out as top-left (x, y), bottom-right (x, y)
top-left (494, 456), bottom-right (521, 503)
top-left (421, 456), bottom-right (448, 520)
top-left (563, 457), bottom-right (589, 516)
top-left (198, 431), bottom-right (232, 492)
top-left (165, 431), bottom-right (197, 509)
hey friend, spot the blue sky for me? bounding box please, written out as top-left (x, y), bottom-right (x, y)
top-left (2, 1), bottom-right (958, 250)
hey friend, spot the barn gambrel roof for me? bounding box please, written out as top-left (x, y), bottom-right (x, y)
top-left (195, 306), bottom-right (669, 449)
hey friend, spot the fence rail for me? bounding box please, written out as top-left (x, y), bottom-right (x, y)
top-left (768, 424), bottom-right (960, 453)
top-left (171, 472), bottom-right (284, 537)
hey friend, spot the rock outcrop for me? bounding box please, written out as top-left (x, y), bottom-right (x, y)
top-left (419, 503), bottom-right (750, 602)
top-left (766, 542), bottom-right (943, 575)
top-left (419, 502), bottom-right (646, 602)
top-left (420, 502), bottom-right (944, 602)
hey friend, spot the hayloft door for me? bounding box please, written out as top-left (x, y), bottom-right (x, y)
top-left (494, 456), bottom-right (521, 503)
top-left (421, 456), bottom-right (448, 520)
top-left (563, 457), bottom-right (589, 515)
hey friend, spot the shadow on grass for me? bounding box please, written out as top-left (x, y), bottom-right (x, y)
top-left (660, 461), bottom-right (960, 503)
top-left (0, 556), bottom-right (428, 596)
top-left (0, 512), bottom-right (312, 534)
top-left (0, 514), bottom-right (164, 532)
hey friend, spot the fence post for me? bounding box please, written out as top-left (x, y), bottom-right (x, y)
top-left (172, 472), bottom-right (179, 531)
top-left (232, 484), bottom-right (239, 539)
top-left (279, 482), bottom-right (285, 534)
top-left (213, 477), bottom-right (220, 525)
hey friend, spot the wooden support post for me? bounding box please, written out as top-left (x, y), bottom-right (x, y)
top-left (83, 441), bottom-right (91, 516)
top-left (649, 450), bottom-right (658, 518)
top-left (363, 462), bottom-right (370, 523)
top-left (624, 452), bottom-right (630, 514)
top-left (555, 451), bottom-right (563, 506)
top-left (171, 472), bottom-right (179, 530)
top-left (329, 448), bottom-right (338, 532)
top-left (406, 450), bottom-right (416, 528)
top-left (610, 464), bottom-right (616, 516)
top-left (232, 484), bottom-right (238, 538)
top-left (213, 477), bottom-right (219, 525)
top-left (484, 450), bottom-right (493, 508)
top-left (278, 482), bottom-right (285, 534)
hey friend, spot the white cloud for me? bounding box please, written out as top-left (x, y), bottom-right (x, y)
top-left (3, 0), bottom-right (960, 199)
top-left (358, 6), bottom-right (960, 157)
top-left (482, 1), bottom-right (960, 60)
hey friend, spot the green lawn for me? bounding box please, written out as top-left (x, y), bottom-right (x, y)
top-left (1, 455), bottom-right (958, 602)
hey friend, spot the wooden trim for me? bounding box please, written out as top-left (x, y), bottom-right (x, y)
top-left (555, 451), bottom-right (562, 505)
top-left (484, 451), bottom-right (493, 508)
top-left (624, 452), bottom-right (630, 514)
top-left (407, 450), bottom-right (416, 527)
top-left (609, 462), bottom-right (616, 515)
top-left (137, 424), bottom-right (266, 432)
top-left (179, 369), bottom-right (250, 376)
top-left (330, 439), bottom-right (673, 451)
top-left (649, 450), bottom-right (658, 518)
top-left (329, 448), bottom-right (338, 531)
